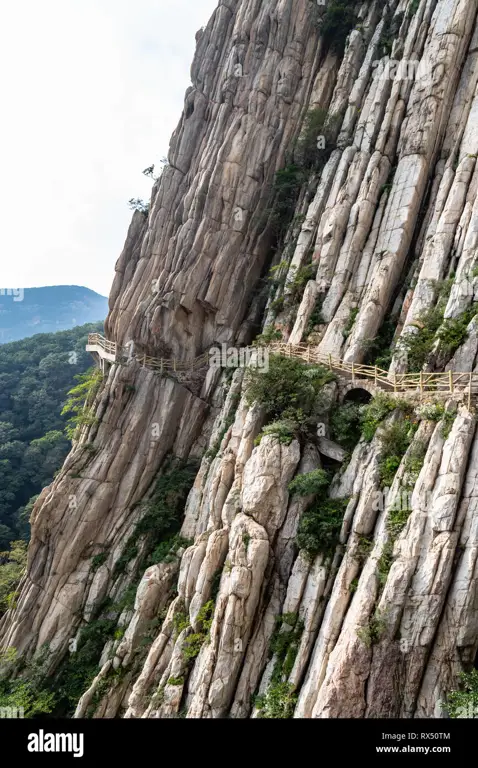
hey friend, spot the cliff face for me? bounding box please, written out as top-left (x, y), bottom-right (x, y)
top-left (2, 0), bottom-right (478, 719)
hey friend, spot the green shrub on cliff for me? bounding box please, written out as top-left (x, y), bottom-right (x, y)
top-left (360, 393), bottom-right (412, 441)
top-left (314, 0), bottom-right (357, 55)
top-left (437, 305), bottom-right (478, 356)
top-left (296, 496), bottom-right (348, 558)
top-left (357, 611), bottom-right (387, 648)
top-left (447, 670), bottom-right (478, 718)
top-left (62, 367), bottom-right (104, 440)
top-left (0, 647), bottom-right (56, 717)
top-left (181, 600), bottom-right (215, 662)
top-left (397, 276), bottom-right (477, 369)
top-left (0, 539), bottom-right (27, 616)
top-left (377, 419), bottom-right (418, 487)
top-left (245, 354), bottom-right (334, 430)
top-left (255, 682), bottom-right (297, 719)
top-left (269, 613), bottom-right (304, 683)
top-left (0, 677), bottom-right (56, 718)
top-left (330, 401), bottom-right (362, 450)
top-left (295, 108), bottom-right (335, 172)
top-left (255, 418), bottom-right (298, 446)
top-left (267, 165), bottom-right (304, 240)
top-left (288, 468), bottom-right (329, 496)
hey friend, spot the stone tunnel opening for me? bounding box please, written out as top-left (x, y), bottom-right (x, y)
top-left (343, 387), bottom-right (373, 405)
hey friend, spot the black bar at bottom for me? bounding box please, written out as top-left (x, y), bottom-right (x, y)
top-left (0, 717), bottom-right (471, 762)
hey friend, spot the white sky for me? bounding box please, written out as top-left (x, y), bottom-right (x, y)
top-left (0, 0), bottom-right (218, 297)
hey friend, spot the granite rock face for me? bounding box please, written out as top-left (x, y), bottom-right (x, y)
top-left (2, 0), bottom-right (478, 721)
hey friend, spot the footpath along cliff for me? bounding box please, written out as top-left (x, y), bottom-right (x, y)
top-left (2, 0), bottom-right (478, 719)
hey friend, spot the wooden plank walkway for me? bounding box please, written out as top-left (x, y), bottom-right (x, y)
top-left (86, 333), bottom-right (478, 405)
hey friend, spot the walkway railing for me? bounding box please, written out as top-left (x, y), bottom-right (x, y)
top-left (86, 333), bottom-right (478, 403)
top-left (267, 342), bottom-right (478, 397)
top-left (89, 335), bottom-right (116, 357)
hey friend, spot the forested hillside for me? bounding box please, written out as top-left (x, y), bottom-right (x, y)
top-left (0, 321), bottom-right (103, 547)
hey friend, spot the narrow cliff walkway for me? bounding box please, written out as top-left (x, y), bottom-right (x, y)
top-left (86, 333), bottom-right (478, 405)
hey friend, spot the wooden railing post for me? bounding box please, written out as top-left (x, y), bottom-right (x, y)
top-left (449, 369), bottom-right (453, 393)
top-left (160, 358), bottom-right (163, 374)
top-left (374, 366), bottom-right (378, 386)
top-left (328, 354), bottom-right (332, 370)
top-left (394, 373), bottom-right (397, 393)
top-left (419, 371), bottom-right (423, 400)
top-left (352, 362), bottom-right (355, 383)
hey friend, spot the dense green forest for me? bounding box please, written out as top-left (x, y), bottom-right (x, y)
top-left (0, 321), bottom-right (103, 548)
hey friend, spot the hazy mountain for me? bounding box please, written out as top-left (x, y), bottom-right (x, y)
top-left (0, 285), bottom-right (108, 343)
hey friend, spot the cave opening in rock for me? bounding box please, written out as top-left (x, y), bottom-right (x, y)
top-left (343, 388), bottom-right (373, 405)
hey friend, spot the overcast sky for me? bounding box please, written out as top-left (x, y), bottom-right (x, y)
top-left (0, 0), bottom-right (218, 297)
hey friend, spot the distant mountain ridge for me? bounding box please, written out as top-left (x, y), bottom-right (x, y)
top-left (0, 285), bottom-right (108, 343)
